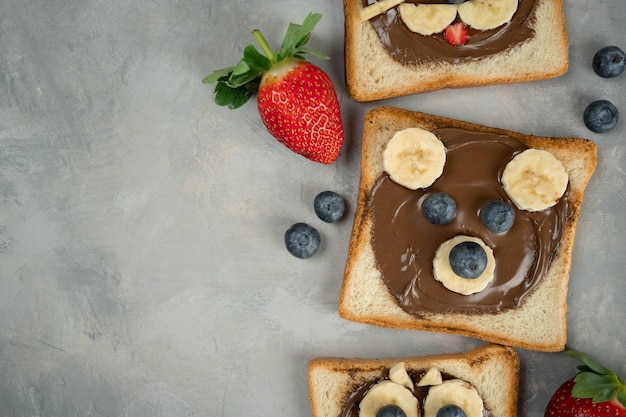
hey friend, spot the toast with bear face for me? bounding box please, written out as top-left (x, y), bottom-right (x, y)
top-left (345, 0), bottom-right (569, 101)
top-left (339, 107), bottom-right (597, 351)
top-left (309, 344), bottom-right (519, 417)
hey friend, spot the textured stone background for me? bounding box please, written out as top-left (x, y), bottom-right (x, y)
top-left (1, 1), bottom-right (624, 416)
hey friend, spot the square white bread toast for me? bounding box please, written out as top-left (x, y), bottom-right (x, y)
top-left (309, 344), bottom-right (519, 417)
top-left (344, 0), bottom-right (569, 101)
top-left (339, 107), bottom-right (597, 352)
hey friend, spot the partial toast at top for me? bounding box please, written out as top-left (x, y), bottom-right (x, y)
top-left (339, 107), bottom-right (597, 352)
top-left (344, 0), bottom-right (569, 101)
top-left (309, 344), bottom-right (519, 417)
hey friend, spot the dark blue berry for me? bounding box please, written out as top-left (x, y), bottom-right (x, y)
top-left (376, 404), bottom-right (407, 417)
top-left (284, 223), bottom-right (320, 259)
top-left (592, 46), bottom-right (626, 78)
top-left (449, 241), bottom-right (487, 279)
top-left (583, 100), bottom-right (619, 133)
top-left (480, 200), bottom-right (515, 233)
top-left (314, 191), bottom-right (345, 223)
top-left (422, 192), bottom-right (457, 225)
top-left (447, 0), bottom-right (468, 3)
top-left (436, 404), bottom-right (467, 417)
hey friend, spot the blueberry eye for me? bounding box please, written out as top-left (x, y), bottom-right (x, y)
top-left (422, 192), bottom-right (457, 225)
top-left (437, 404), bottom-right (467, 417)
top-left (449, 241), bottom-right (487, 279)
top-left (480, 200), bottom-right (515, 233)
top-left (377, 404), bottom-right (407, 417)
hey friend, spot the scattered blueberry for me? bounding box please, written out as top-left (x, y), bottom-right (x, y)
top-left (376, 404), bottom-right (407, 417)
top-left (284, 223), bottom-right (320, 259)
top-left (449, 241), bottom-right (487, 279)
top-left (422, 192), bottom-right (457, 225)
top-left (447, 0), bottom-right (468, 3)
top-left (583, 100), bottom-right (619, 133)
top-left (480, 200), bottom-right (515, 233)
top-left (592, 46), bottom-right (626, 78)
top-left (314, 191), bottom-right (345, 223)
top-left (437, 404), bottom-right (468, 417)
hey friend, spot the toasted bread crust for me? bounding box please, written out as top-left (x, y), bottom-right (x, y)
top-left (339, 107), bottom-right (597, 352)
top-left (309, 344), bottom-right (520, 417)
top-left (344, 0), bottom-right (569, 101)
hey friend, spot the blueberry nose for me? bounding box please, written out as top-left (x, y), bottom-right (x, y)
top-left (449, 241), bottom-right (487, 279)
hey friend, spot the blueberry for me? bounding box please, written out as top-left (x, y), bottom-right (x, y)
top-left (583, 100), bottom-right (619, 133)
top-left (314, 191), bottom-right (345, 223)
top-left (376, 405), bottom-right (407, 417)
top-left (449, 241), bottom-right (487, 279)
top-left (436, 404), bottom-right (467, 417)
top-left (480, 200), bottom-right (515, 233)
top-left (422, 192), bottom-right (457, 225)
top-left (447, 0), bottom-right (468, 3)
top-left (592, 46), bottom-right (626, 78)
top-left (284, 223), bottom-right (320, 259)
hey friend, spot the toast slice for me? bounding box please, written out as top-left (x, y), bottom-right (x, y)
top-left (344, 0), bottom-right (569, 101)
top-left (339, 107), bottom-right (597, 352)
top-left (309, 344), bottom-right (519, 417)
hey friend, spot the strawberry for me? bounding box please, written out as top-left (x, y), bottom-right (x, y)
top-left (545, 350), bottom-right (626, 417)
top-left (444, 22), bottom-right (470, 46)
top-left (202, 13), bottom-right (344, 164)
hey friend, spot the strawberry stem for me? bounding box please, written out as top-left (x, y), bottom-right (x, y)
top-left (253, 30), bottom-right (275, 62)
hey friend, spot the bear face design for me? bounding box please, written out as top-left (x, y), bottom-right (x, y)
top-left (370, 127), bottom-right (571, 315)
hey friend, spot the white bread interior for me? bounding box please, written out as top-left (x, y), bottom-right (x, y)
top-left (344, 0), bottom-right (569, 101)
top-left (339, 107), bottom-right (597, 352)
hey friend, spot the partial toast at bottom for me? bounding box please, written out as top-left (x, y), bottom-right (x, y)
top-left (339, 107), bottom-right (598, 352)
top-left (309, 344), bottom-right (519, 417)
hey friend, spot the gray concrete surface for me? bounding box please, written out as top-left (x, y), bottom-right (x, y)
top-left (1, 1), bottom-right (625, 416)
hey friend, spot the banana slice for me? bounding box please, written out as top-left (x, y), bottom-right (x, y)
top-left (360, 0), bottom-right (406, 21)
top-left (359, 380), bottom-right (419, 417)
top-left (383, 128), bottom-right (447, 190)
top-left (423, 379), bottom-right (484, 417)
top-left (417, 367), bottom-right (443, 387)
top-left (398, 3), bottom-right (459, 36)
top-left (432, 236), bottom-right (495, 295)
top-left (389, 362), bottom-right (414, 390)
top-left (501, 148), bottom-right (569, 212)
top-left (457, 0), bottom-right (518, 31)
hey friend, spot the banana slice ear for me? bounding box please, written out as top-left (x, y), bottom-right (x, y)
top-left (501, 149), bottom-right (569, 212)
top-left (359, 381), bottom-right (420, 417)
top-left (457, 0), bottom-right (518, 31)
top-left (423, 380), bottom-right (484, 417)
top-left (398, 3), bottom-right (458, 36)
top-left (383, 128), bottom-right (447, 190)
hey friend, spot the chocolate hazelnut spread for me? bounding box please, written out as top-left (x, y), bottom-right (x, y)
top-left (364, 0), bottom-right (538, 64)
top-left (339, 370), bottom-right (492, 417)
top-left (370, 128), bottom-right (571, 315)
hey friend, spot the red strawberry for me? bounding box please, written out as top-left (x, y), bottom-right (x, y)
top-left (203, 13), bottom-right (344, 164)
top-left (545, 350), bottom-right (626, 417)
top-left (444, 22), bottom-right (469, 46)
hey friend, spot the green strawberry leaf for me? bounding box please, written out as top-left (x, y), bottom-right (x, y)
top-left (566, 350), bottom-right (626, 406)
top-left (213, 81), bottom-right (254, 109)
top-left (567, 350), bottom-right (613, 375)
top-left (280, 13), bottom-right (321, 53)
top-left (280, 22), bottom-right (302, 53)
top-left (203, 13), bottom-right (328, 109)
top-left (296, 47), bottom-right (329, 60)
top-left (202, 67), bottom-right (234, 84)
top-left (618, 386), bottom-right (626, 408)
top-left (242, 44), bottom-right (271, 71)
top-left (295, 13), bottom-right (322, 45)
top-left (572, 372), bottom-right (619, 403)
